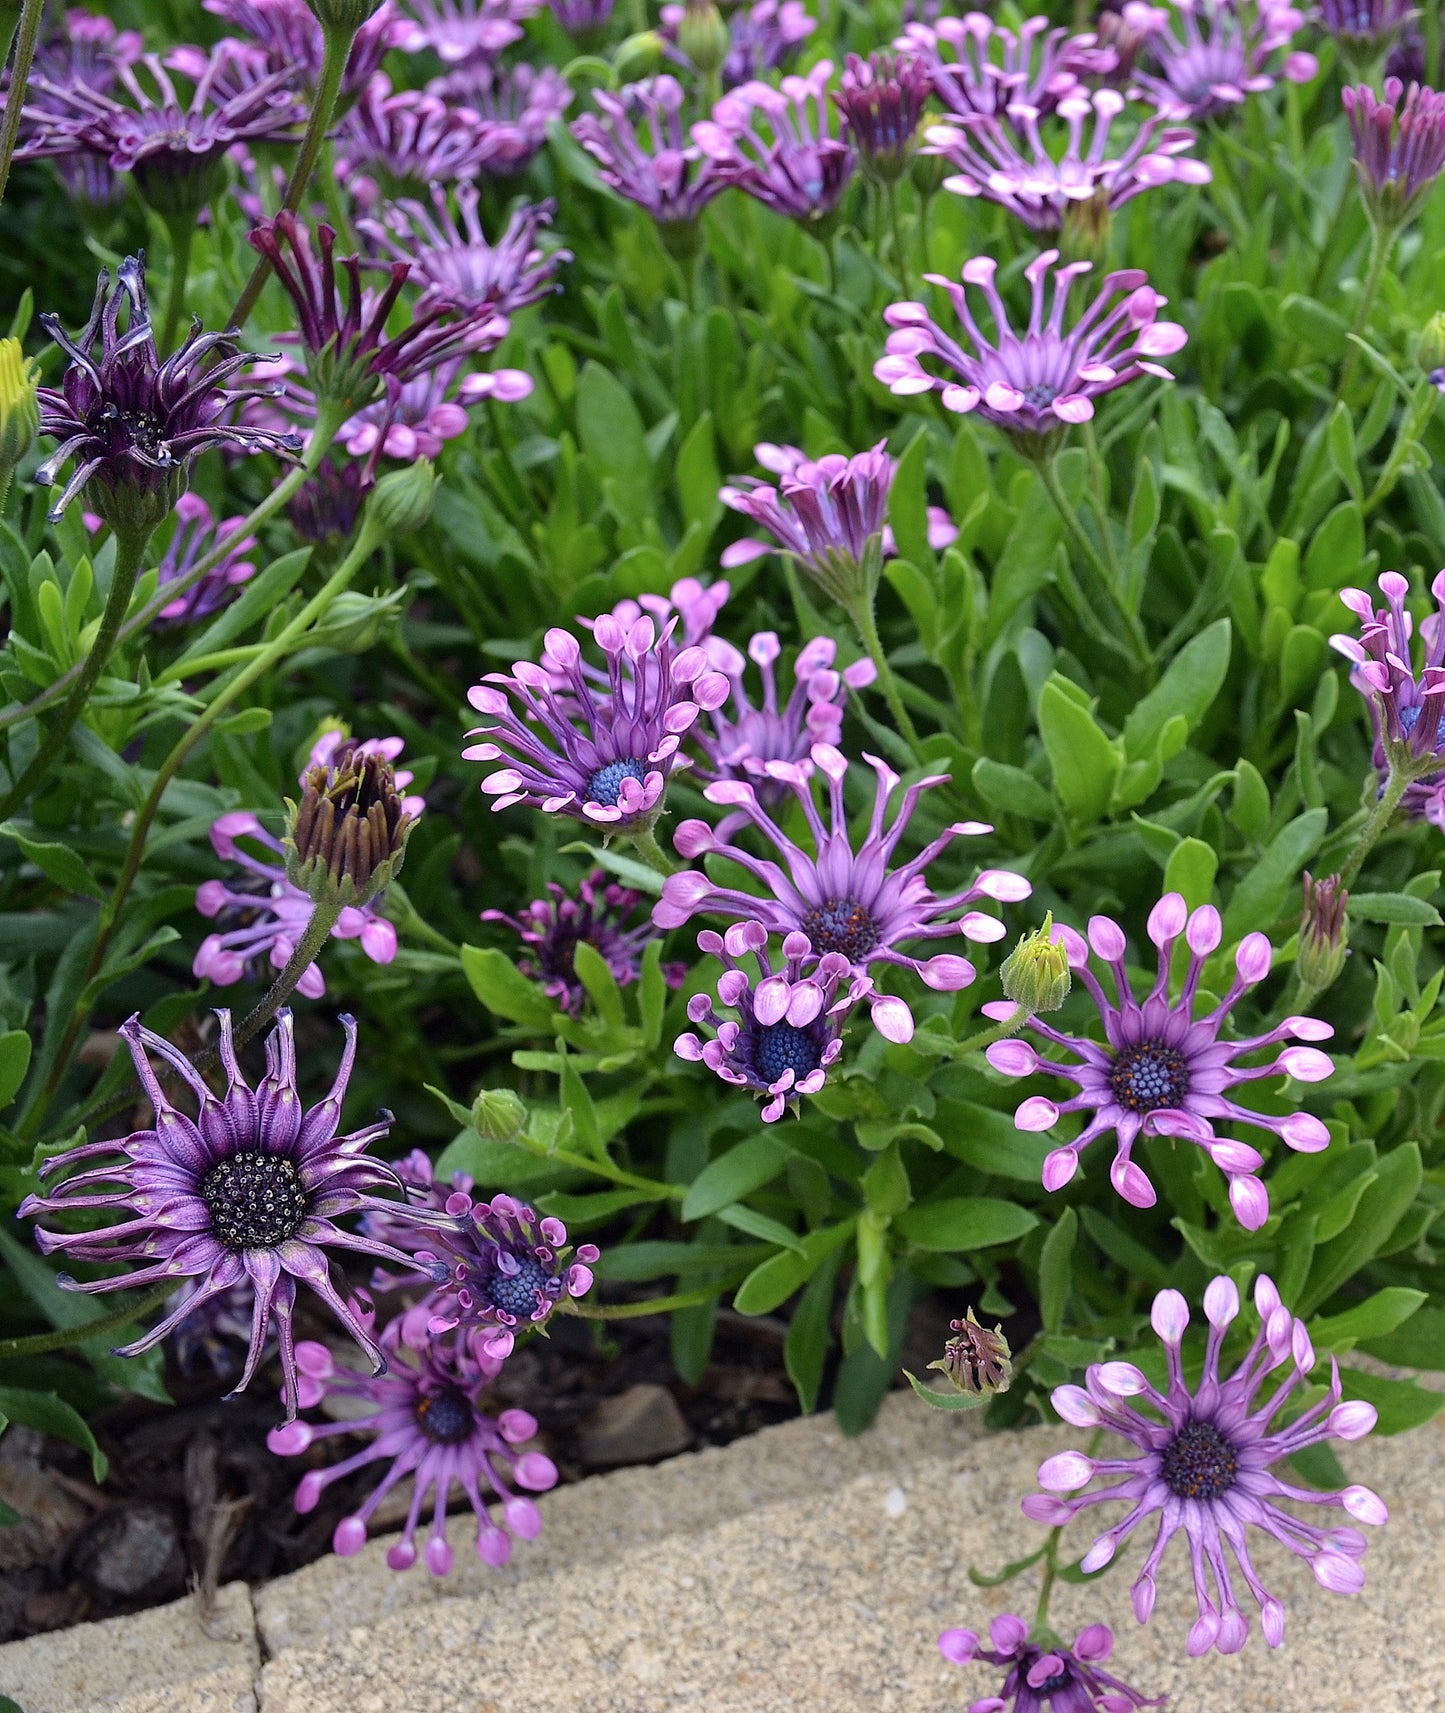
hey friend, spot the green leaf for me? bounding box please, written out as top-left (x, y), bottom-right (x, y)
top-left (571, 940), bottom-right (625, 1030)
top-left (675, 411), bottom-right (723, 533)
top-left (536, 1188), bottom-right (661, 1226)
top-left (1360, 1306), bottom-right (1445, 1369)
top-left (732, 1218), bottom-right (855, 1316)
top-left (1333, 1368), bottom-right (1445, 1435)
top-left (861, 1141), bottom-right (911, 1216)
top-left (1310, 1288), bottom-right (1426, 1353)
top-left (903, 1370), bottom-right (991, 1411)
top-left (1280, 294), bottom-right (1350, 360)
top-left (576, 362), bottom-right (653, 525)
top-left (0, 1029), bottom-right (31, 1110)
top-left (936, 1099), bottom-right (1053, 1181)
top-left (971, 757), bottom-right (1055, 822)
top-left (682, 1135), bottom-right (790, 1222)
top-left (1037, 1206), bottom-right (1076, 1335)
top-left (887, 426), bottom-right (933, 570)
top-left (1037, 677), bottom-right (1119, 825)
top-left (1162, 837), bottom-right (1217, 913)
top-left (1222, 808), bottom-right (1327, 938)
top-left (169, 546), bottom-right (311, 670)
top-left (1302, 1143), bottom-right (1422, 1314)
top-left (638, 938), bottom-right (666, 1047)
top-left (784, 1245), bottom-right (844, 1414)
top-left (459, 944), bottom-right (556, 1028)
top-left (833, 1276), bottom-right (914, 1435)
top-left (1347, 893), bottom-right (1443, 927)
top-left (894, 1197), bottom-right (1038, 1252)
top-left (714, 1203), bottom-right (805, 1253)
top-left (1123, 619), bottom-right (1231, 760)
top-left (0, 822), bottom-right (106, 902)
top-left (0, 1387), bottom-right (107, 1481)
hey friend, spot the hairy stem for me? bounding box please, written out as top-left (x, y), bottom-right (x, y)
top-left (1338, 762), bottom-right (1412, 891)
top-left (954, 1003), bottom-right (1029, 1058)
top-left (233, 895), bottom-right (346, 1053)
top-left (0, 0), bottom-right (43, 208)
top-left (630, 824), bottom-right (679, 878)
top-left (0, 1281), bottom-right (176, 1359)
top-left (845, 587), bottom-right (923, 752)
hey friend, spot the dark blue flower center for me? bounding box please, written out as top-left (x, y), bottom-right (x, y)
top-left (800, 897), bottom-right (880, 961)
top-left (414, 1386), bottom-right (476, 1445)
top-left (587, 757), bottom-right (648, 807)
top-left (485, 1251), bottom-right (550, 1319)
top-left (1397, 703), bottom-right (1445, 749)
top-left (201, 1150), bottom-right (308, 1250)
top-left (1036, 1667), bottom-right (1074, 1694)
top-left (1161, 1418), bottom-right (1238, 1501)
top-left (754, 1021), bottom-right (822, 1085)
top-left (1108, 1039), bottom-right (1190, 1114)
top-left (1022, 383), bottom-right (1059, 409)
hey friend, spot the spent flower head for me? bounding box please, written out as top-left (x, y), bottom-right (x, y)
top-left (1298, 872), bottom-right (1349, 995)
top-left (929, 1307), bottom-right (1013, 1396)
top-left (285, 733), bottom-right (420, 909)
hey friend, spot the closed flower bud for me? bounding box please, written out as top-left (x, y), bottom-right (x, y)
top-left (305, 0), bottom-right (384, 28)
top-left (1298, 872), bottom-right (1349, 994)
top-left (1000, 913), bottom-right (1071, 1014)
top-left (368, 457), bottom-right (439, 538)
top-left (285, 738), bottom-right (416, 909)
top-left (0, 338), bottom-right (39, 477)
top-left (472, 1087), bottom-right (527, 1141)
top-left (613, 29), bottom-right (665, 81)
top-left (678, 0), bottom-right (730, 81)
top-left (1418, 311), bottom-right (1445, 376)
top-left (929, 1307), bottom-right (1012, 1396)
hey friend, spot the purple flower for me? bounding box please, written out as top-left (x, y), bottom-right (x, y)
top-left (1384, 18), bottom-right (1427, 84)
top-left (290, 455), bottom-right (373, 546)
top-left (202, 0), bottom-right (403, 103)
top-left (18, 9), bottom-right (143, 204)
top-left (421, 1192), bottom-right (599, 1358)
top-left (338, 361), bottom-right (533, 463)
top-left (677, 921), bottom-right (871, 1120)
top-left (422, 62), bottom-right (573, 175)
top-left (35, 255), bottom-right (301, 530)
top-left (339, 74), bottom-right (530, 188)
top-left (660, 0), bottom-right (816, 89)
top-left (550, 0), bottom-right (616, 33)
top-left (194, 735), bottom-right (426, 995)
top-left (693, 61), bottom-right (857, 225)
top-left (1125, 0), bottom-right (1317, 122)
top-left (168, 1278), bottom-right (258, 1380)
top-left (267, 1321), bottom-right (558, 1574)
top-left (21, 43), bottom-right (302, 216)
top-left (938, 1615), bottom-right (1164, 1713)
top-left (1025, 1275), bottom-right (1387, 1656)
top-left (875, 251), bottom-right (1188, 442)
top-left (18, 1010), bottom-right (445, 1420)
top-left (1317, 0), bottom-right (1417, 52)
top-left (359, 189), bottom-right (569, 318)
top-left (924, 88), bottom-right (1210, 234)
top-left (831, 52), bottom-right (932, 181)
top-left (695, 630), bottom-right (877, 800)
top-left (150, 493), bottom-right (258, 625)
top-left (983, 894), bottom-right (1335, 1229)
top-left (655, 742), bottom-right (1030, 1044)
top-left (462, 613), bottom-right (731, 828)
top-left (572, 76), bottom-right (730, 228)
top-left (1343, 76), bottom-right (1445, 229)
top-left (482, 869), bottom-right (685, 1015)
top-left (892, 14), bottom-right (1115, 121)
top-left (394, 0), bottom-right (542, 65)
top-left (1329, 569), bottom-right (1445, 823)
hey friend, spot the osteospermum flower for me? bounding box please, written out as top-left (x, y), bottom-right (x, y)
top-left (655, 742), bottom-right (1030, 1043)
top-left (550, 0), bottom-right (616, 34)
top-left (660, 0), bottom-right (816, 89)
top-left (267, 1321), bottom-right (557, 1574)
top-left (892, 14), bottom-right (1114, 121)
top-left (572, 76), bottom-right (731, 229)
top-left (35, 256), bottom-right (301, 531)
top-left (1343, 76), bottom-right (1445, 231)
top-left (677, 921), bottom-right (871, 1119)
top-left (147, 493), bottom-right (257, 626)
top-left (482, 869), bottom-right (685, 1015)
top-left (19, 1011), bottom-right (445, 1419)
top-left (1124, 0), bottom-right (1317, 121)
top-left (20, 9), bottom-right (144, 204)
top-left (462, 614), bottom-right (731, 828)
top-left (939, 1615), bottom-right (1164, 1713)
top-left (169, 1278), bottom-right (258, 1380)
top-left (693, 61), bottom-right (857, 225)
top-left (202, 0), bottom-right (402, 103)
top-left (394, 0), bottom-right (541, 64)
top-left (984, 893), bottom-right (1334, 1228)
top-left (424, 63), bottom-right (573, 175)
top-left (339, 75), bottom-right (523, 189)
top-left (421, 1192), bottom-right (599, 1357)
top-left (1026, 1275), bottom-right (1387, 1656)
top-left (1318, 0), bottom-right (1416, 56)
top-left (832, 52), bottom-right (933, 182)
top-left (359, 189), bottom-right (568, 318)
top-left (924, 88), bottom-right (1210, 234)
top-left (338, 362), bottom-right (533, 464)
top-left (875, 251), bottom-right (1188, 442)
top-left (1329, 568), bottom-right (1445, 822)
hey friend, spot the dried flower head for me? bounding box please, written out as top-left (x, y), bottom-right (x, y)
top-left (286, 734), bottom-right (420, 909)
top-left (1298, 872), bottom-right (1349, 995)
top-left (930, 1306), bottom-right (1013, 1396)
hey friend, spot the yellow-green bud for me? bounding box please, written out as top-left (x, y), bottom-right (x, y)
top-left (999, 912), bottom-right (1071, 1015)
top-left (614, 29), bottom-right (665, 81)
top-left (472, 1087), bottom-right (527, 1141)
top-left (1418, 311), bottom-right (1445, 377)
top-left (928, 1307), bottom-right (1012, 1397)
top-left (0, 338), bottom-right (39, 478)
top-left (1298, 872), bottom-right (1349, 995)
top-left (367, 457), bottom-right (438, 538)
top-left (678, 0), bottom-right (730, 81)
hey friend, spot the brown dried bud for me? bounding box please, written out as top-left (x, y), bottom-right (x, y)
top-left (928, 1306), bottom-right (1013, 1397)
top-left (284, 739), bottom-right (415, 909)
top-left (1298, 871), bottom-right (1349, 995)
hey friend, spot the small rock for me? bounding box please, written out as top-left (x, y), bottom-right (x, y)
top-left (884, 1485), bottom-right (907, 1518)
top-left (72, 1503), bottom-right (184, 1598)
top-left (0, 1427), bottom-right (90, 1575)
top-left (575, 1383), bottom-right (692, 1468)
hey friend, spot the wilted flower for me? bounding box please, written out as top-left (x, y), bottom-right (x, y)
top-left (1026, 1275), bottom-right (1387, 1655)
top-left (35, 256), bottom-right (300, 531)
top-left (984, 893), bottom-right (1335, 1229)
top-left (19, 1011), bottom-right (445, 1420)
top-left (693, 61), bottom-right (857, 225)
top-left (286, 732), bottom-right (421, 909)
top-left (939, 1615), bottom-right (1163, 1711)
top-left (289, 455), bottom-right (372, 547)
top-left (359, 189), bottom-right (568, 318)
top-left (482, 869), bottom-right (686, 1014)
top-left (1343, 76), bottom-right (1445, 231)
top-left (893, 13), bottom-right (1113, 121)
top-left (202, 0), bottom-right (402, 103)
top-left (832, 52), bottom-right (932, 182)
top-left (932, 1306), bottom-right (1013, 1397)
top-left (268, 1320), bottom-right (557, 1574)
top-left (656, 742), bottom-right (1030, 1043)
top-left (876, 251), bottom-right (1188, 445)
top-left (1125, 0), bottom-right (1317, 121)
top-left (572, 76), bottom-right (731, 229)
top-left (394, 0), bottom-right (541, 64)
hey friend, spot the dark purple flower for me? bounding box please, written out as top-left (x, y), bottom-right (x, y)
top-left (35, 255), bottom-right (301, 530)
top-left (462, 614), bottom-right (731, 829)
top-left (655, 742), bottom-right (1030, 1043)
top-left (572, 75), bottom-right (731, 228)
top-left (939, 1614), bottom-right (1164, 1712)
top-left (148, 493), bottom-right (257, 625)
top-left (677, 921), bottom-right (871, 1120)
top-left (421, 1193), bottom-right (599, 1359)
top-left (1343, 76), bottom-right (1445, 229)
top-left (267, 1320), bottom-right (557, 1574)
top-left (422, 62), bottom-right (573, 175)
top-left (1384, 18), bottom-right (1427, 84)
top-left (1318, 0), bottom-right (1416, 52)
top-left (18, 9), bottom-right (143, 204)
top-left (660, 0), bottom-right (816, 89)
top-left (1027, 1275), bottom-right (1387, 1656)
top-left (339, 74), bottom-right (526, 189)
top-left (20, 43), bottom-right (303, 216)
top-left (549, 0), bottom-right (616, 33)
top-left (892, 14), bottom-right (1115, 121)
top-left (984, 894), bottom-right (1335, 1229)
top-left (168, 1278), bottom-right (259, 1380)
top-left (924, 88), bottom-right (1210, 234)
top-left (18, 1010), bottom-right (446, 1420)
top-left (831, 52), bottom-right (932, 181)
top-left (1125, 0), bottom-right (1317, 121)
top-left (482, 869), bottom-right (685, 1015)
top-left (202, 0), bottom-right (403, 104)
top-left (1330, 569), bottom-right (1445, 822)
top-left (359, 189), bottom-right (569, 318)
top-left (289, 455), bottom-right (372, 546)
top-left (394, 0), bottom-right (541, 65)
top-left (875, 251), bottom-right (1188, 442)
top-left (693, 61), bottom-right (857, 225)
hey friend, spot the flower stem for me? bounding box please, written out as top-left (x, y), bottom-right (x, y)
top-left (845, 587), bottom-right (924, 752)
top-left (565, 1286), bottom-right (719, 1320)
top-left (229, 18), bottom-right (357, 329)
top-left (159, 215), bottom-right (196, 356)
top-left (1338, 763), bottom-right (1413, 890)
top-left (0, 528), bottom-right (151, 824)
top-left (883, 177), bottom-right (909, 292)
top-left (954, 1003), bottom-right (1029, 1057)
top-left (0, 1281), bottom-right (176, 1359)
top-left (1034, 1531), bottom-right (1061, 1628)
top-left (0, 0), bottom-right (43, 208)
top-left (630, 824), bottom-right (678, 878)
top-left (1338, 218), bottom-right (1394, 397)
top-left (233, 895), bottom-right (346, 1053)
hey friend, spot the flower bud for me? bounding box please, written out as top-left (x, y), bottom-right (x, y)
top-left (0, 338), bottom-right (39, 479)
top-left (367, 457), bottom-right (438, 538)
top-left (928, 1307), bottom-right (1012, 1397)
top-left (613, 29), bottom-right (665, 81)
top-left (472, 1087), bottom-right (527, 1141)
top-left (999, 913), bottom-right (1071, 1015)
top-left (1418, 312), bottom-right (1445, 376)
top-left (305, 0), bottom-right (384, 27)
top-left (1298, 872), bottom-right (1349, 994)
top-left (285, 737), bottom-right (416, 909)
top-left (678, 0), bottom-right (729, 81)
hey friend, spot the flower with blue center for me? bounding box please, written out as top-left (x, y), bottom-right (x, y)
top-left (676, 920), bottom-right (872, 1120)
top-left (463, 613), bottom-right (731, 829)
top-left (1024, 1275), bottom-right (1387, 1656)
top-left (655, 742), bottom-right (1030, 1044)
top-left (267, 1319), bottom-right (558, 1575)
top-left (830, 52), bottom-right (932, 182)
top-left (939, 1614), bottom-right (1164, 1713)
top-left (19, 1011), bottom-right (445, 1420)
top-left (984, 894), bottom-right (1335, 1229)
